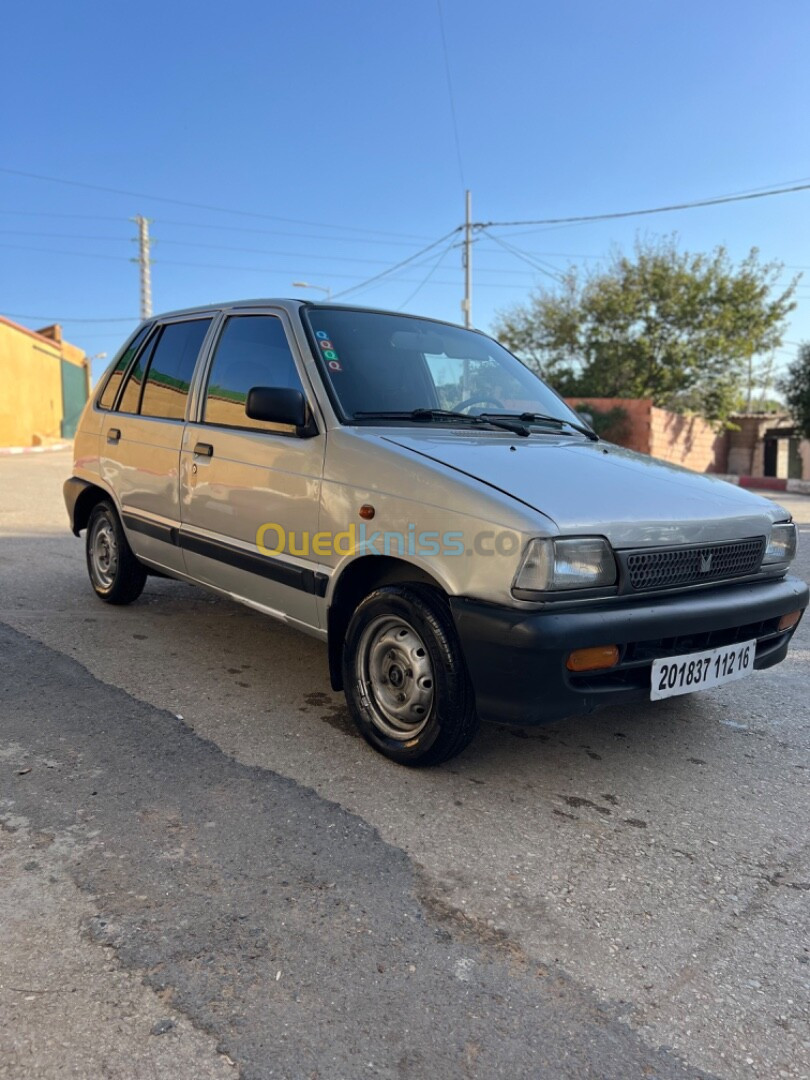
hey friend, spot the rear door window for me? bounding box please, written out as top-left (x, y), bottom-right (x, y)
top-left (140, 319), bottom-right (212, 420)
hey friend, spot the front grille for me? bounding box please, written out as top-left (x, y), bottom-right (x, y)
top-left (621, 537), bottom-right (765, 592)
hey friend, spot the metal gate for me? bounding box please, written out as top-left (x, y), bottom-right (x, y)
top-left (60, 360), bottom-right (87, 438)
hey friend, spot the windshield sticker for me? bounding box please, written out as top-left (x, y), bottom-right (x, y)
top-left (315, 331), bottom-right (343, 371)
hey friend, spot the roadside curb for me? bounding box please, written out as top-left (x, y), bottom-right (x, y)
top-left (0, 442), bottom-right (72, 457)
top-left (715, 474), bottom-right (810, 496)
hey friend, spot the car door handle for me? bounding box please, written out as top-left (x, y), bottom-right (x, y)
top-left (193, 442), bottom-right (214, 457)
top-left (107, 428), bottom-right (121, 443)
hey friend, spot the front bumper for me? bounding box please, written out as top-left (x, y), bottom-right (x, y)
top-left (450, 575), bottom-right (808, 725)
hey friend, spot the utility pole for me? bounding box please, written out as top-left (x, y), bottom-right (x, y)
top-left (462, 189), bottom-right (472, 328)
top-left (132, 215), bottom-right (152, 320)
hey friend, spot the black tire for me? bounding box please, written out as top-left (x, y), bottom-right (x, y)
top-left (85, 500), bottom-right (147, 605)
top-left (342, 584), bottom-right (480, 766)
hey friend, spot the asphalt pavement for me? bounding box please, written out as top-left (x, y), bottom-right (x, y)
top-left (0, 451), bottom-right (808, 1079)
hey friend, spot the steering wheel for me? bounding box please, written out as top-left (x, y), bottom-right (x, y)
top-left (450, 396), bottom-right (505, 414)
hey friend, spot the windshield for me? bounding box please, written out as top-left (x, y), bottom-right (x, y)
top-left (301, 307), bottom-right (586, 431)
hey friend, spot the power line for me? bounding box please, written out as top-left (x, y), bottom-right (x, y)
top-left (2, 311), bottom-right (136, 323)
top-left (397, 237), bottom-right (457, 311)
top-left (153, 219), bottom-right (431, 247)
top-left (0, 233), bottom-right (541, 279)
top-left (9, 227), bottom-right (803, 281)
top-left (0, 230), bottom-right (131, 241)
top-left (0, 167), bottom-right (433, 240)
top-left (436, 0), bottom-right (465, 191)
top-left (0, 210), bottom-right (129, 223)
top-left (155, 239), bottom-right (407, 267)
top-left (330, 229), bottom-right (462, 300)
top-left (480, 230), bottom-right (565, 283)
top-left (0, 229), bottom-right (455, 266)
top-left (478, 180), bottom-right (810, 229)
top-left (0, 243), bottom-right (131, 262)
top-left (476, 246), bottom-right (603, 260)
top-left (0, 210), bottom-right (434, 247)
top-left (0, 239), bottom-right (462, 284)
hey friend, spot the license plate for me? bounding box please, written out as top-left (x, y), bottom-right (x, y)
top-left (650, 639), bottom-right (756, 701)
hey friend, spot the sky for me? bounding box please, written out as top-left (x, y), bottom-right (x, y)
top-left (2, 0), bottom-right (810, 385)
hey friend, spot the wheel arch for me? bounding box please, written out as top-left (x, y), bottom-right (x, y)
top-left (326, 555), bottom-right (448, 691)
top-left (65, 478), bottom-right (116, 536)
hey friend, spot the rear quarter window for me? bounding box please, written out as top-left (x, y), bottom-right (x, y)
top-left (97, 325), bottom-right (152, 410)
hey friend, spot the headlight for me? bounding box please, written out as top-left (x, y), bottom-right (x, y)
top-left (762, 522), bottom-right (798, 565)
top-left (513, 537), bottom-right (617, 593)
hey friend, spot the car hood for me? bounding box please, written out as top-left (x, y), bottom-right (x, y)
top-left (379, 430), bottom-right (787, 547)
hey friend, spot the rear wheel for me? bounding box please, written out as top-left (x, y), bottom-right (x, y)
top-left (342, 585), bottom-right (479, 766)
top-left (85, 500), bottom-right (147, 604)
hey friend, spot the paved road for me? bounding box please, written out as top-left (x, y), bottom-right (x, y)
top-left (1, 451), bottom-right (808, 1079)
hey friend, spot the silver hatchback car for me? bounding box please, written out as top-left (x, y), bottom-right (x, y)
top-left (65, 300), bottom-right (808, 765)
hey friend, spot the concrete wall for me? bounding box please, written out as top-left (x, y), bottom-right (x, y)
top-left (0, 317), bottom-right (88, 446)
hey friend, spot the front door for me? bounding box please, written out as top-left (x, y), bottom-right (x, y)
top-left (179, 312), bottom-right (326, 631)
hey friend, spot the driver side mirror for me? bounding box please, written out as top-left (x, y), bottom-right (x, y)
top-left (245, 387), bottom-right (317, 437)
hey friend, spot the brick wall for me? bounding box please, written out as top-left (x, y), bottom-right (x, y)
top-left (649, 407), bottom-right (727, 472)
top-left (566, 397), bottom-right (728, 472)
top-left (566, 397), bottom-right (652, 454)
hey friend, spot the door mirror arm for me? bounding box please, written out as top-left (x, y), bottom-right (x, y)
top-left (296, 410), bottom-right (319, 439)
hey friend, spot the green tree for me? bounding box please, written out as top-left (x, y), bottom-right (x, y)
top-left (779, 343), bottom-right (810, 438)
top-left (493, 238), bottom-right (798, 423)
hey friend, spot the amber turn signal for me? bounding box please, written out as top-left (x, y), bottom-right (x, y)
top-left (778, 610), bottom-right (801, 632)
top-left (566, 645), bottom-right (620, 672)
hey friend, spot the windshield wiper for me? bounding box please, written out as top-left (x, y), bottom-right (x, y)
top-left (353, 409), bottom-right (530, 437)
top-left (479, 411), bottom-right (599, 442)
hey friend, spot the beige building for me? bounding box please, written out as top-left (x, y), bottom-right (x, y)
top-left (0, 316), bottom-right (89, 447)
top-left (725, 413), bottom-right (810, 481)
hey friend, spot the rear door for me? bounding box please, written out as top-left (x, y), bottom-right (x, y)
top-left (99, 315), bottom-right (215, 574)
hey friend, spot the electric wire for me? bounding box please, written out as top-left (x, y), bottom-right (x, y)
top-left (330, 229), bottom-right (462, 300)
top-left (436, 0), bottom-right (465, 191)
top-left (397, 237), bottom-right (457, 310)
top-left (2, 312), bottom-right (136, 323)
top-left (480, 229), bottom-right (566, 283)
top-left (479, 180), bottom-right (810, 229)
top-left (0, 167), bottom-right (432, 240)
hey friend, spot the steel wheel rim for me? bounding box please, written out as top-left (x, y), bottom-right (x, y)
top-left (356, 615), bottom-right (435, 740)
top-left (89, 515), bottom-right (118, 590)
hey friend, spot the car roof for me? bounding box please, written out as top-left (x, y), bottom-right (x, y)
top-left (145, 299), bottom-right (480, 336)
top-left (149, 298), bottom-right (306, 319)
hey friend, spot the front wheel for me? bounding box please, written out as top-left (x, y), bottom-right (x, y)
top-left (85, 500), bottom-right (147, 604)
top-left (342, 585), bottom-right (480, 766)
